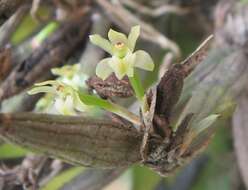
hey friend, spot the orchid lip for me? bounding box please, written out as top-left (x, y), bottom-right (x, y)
top-left (114, 42), bottom-right (125, 49)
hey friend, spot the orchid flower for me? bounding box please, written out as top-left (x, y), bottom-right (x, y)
top-left (51, 64), bottom-right (87, 89)
top-left (89, 25), bottom-right (154, 80)
top-left (28, 80), bottom-right (89, 115)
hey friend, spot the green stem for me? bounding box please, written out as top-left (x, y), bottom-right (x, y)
top-left (129, 71), bottom-right (149, 114)
top-left (110, 102), bottom-right (142, 126)
top-left (129, 71), bottom-right (145, 101)
top-left (78, 92), bottom-right (141, 126)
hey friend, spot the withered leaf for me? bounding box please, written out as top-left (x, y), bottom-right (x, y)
top-left (86, 74), bottom-right (134, 99)
top-left (153, 35), bottom-right (213, 138)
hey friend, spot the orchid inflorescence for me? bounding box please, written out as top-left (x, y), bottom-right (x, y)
top-left (28, 26), bottom-right (155, 125)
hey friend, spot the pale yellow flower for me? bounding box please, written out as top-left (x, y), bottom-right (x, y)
top-left (28, 80), bottom-right (88, 115)
top-left (89, 25), bottom-right (154, 80)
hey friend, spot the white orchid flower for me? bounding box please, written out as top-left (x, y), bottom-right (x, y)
top-left (89, 25), bottom-right (154, 80)
top-left (51, 64), bottom-right (88, 89)
top-left (28, 80), bottom-right (89, 115)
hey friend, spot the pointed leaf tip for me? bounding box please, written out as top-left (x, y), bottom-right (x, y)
top-left (193, 114), bottom-right (220, 135)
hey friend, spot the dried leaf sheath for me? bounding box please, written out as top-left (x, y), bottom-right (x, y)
top-left (0, 113), bottom-right (142, 168)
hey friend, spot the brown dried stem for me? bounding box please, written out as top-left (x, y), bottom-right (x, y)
top-left (0, 5), bottom-right (29, 49)
top-left (0, 0), bottom-right (31, 23)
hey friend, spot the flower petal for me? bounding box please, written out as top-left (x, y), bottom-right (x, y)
top-left (108, 57), bottom-right (126, 80)
top-left (51, 64), bottom-right (80, 78)
top-left (54, 97), bottom-right (64, 112)
top-left (96, 58), bottom-right (113, 80)
top-left (74, 93), bottom-right (89, 112)
top-left (28, 86), bottom-right (56, 95)
top-left (126, 66), bottom-right (134, 77)
top-left (51, 67), bottom-right (64, 76)
top-left (124, 53), bottom-right (136, 77)
top-left (128, 25), bottom-right (140, 52)
top-left (108, 29), bottom-right (128, 45)
top-left (134, 50), bottom-right (154, 71)
top-left (55, 96), bottom-right (75, 115)
top-left (89, 34), bottom-right (113, 55)
top-left (34, 80), bottom-right (61, 87)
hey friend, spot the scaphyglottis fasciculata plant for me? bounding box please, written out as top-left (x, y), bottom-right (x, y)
top-left (29, 25), bottom-right (155, 125)
top-left (28, 26), bottom-right (220, 142)
top-left (2, 20), bottom-right (232, 178)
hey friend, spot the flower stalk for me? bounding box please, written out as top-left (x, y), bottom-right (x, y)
top-left (78, 92), bottom-right (141, 125)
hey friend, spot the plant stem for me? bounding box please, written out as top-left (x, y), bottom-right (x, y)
top-left (110, 102), bottom-right (142, 125)
top-left (129, 71), bottom-right (149, 114)
top-left (128, 71), bottom-right (145, 101)
top-left (78, 92), bottom-right (141, 126)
